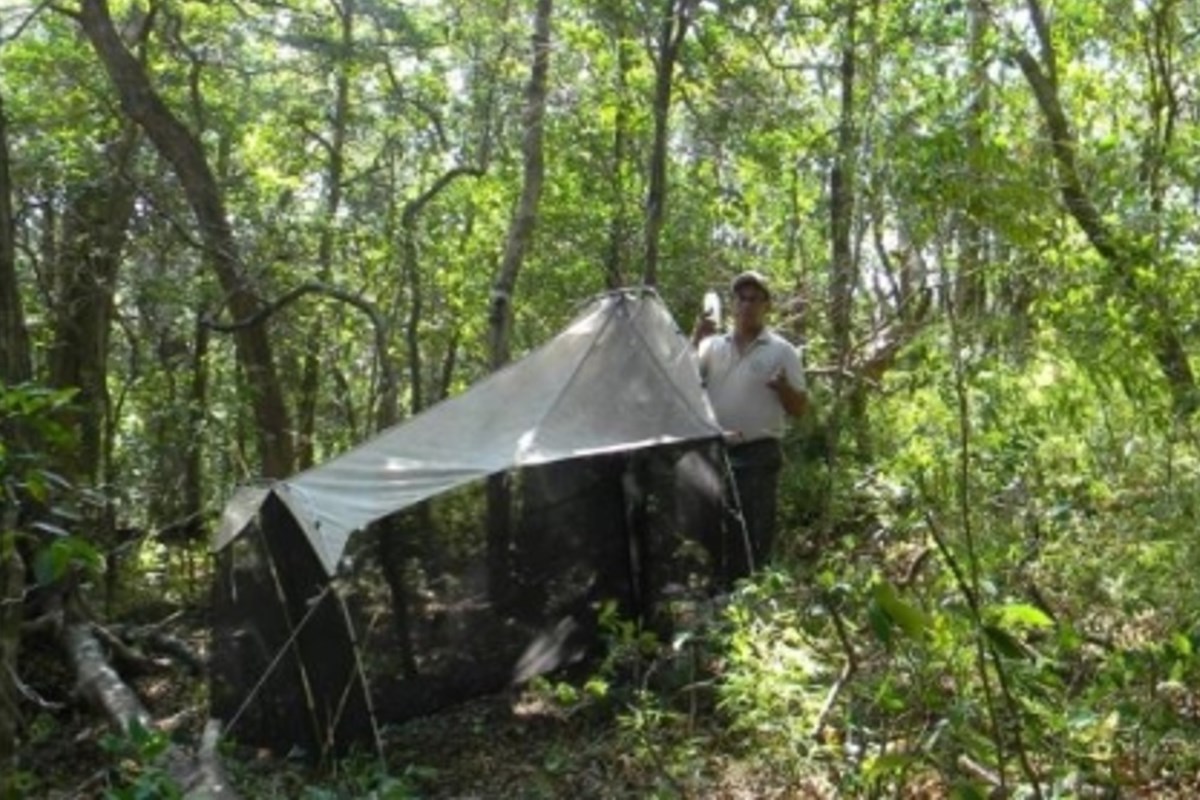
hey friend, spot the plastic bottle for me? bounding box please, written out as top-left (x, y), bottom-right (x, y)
top-left (702, 290), bottom-right (721, 325)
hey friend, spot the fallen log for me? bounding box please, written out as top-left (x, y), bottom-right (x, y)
top-left (175, 719), bottom-right (241, 800)
top-left (60, 615), bottom-right (241, 798)
top-left (63, 620), bottom-right (153, 730)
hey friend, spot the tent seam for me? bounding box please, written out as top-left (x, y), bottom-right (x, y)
top-left (624, 292), bottom-right (724, 440)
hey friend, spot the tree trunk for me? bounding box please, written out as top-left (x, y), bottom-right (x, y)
top-left (487, 0), bottom-right (551, 371)
top-left (181, 315), bottom-right (210, 547)
top-left (298, 0), bottom-right (354, 470)
top-left (486, 0), bottom-right (552, 600)
top-left (43, 123), bottom-right (139, 616)
top-left (62, 617), bottom-right (241, 798)
top-left (47, 124), bottom-right (139, 485)
top-left (0, 89), bottom-right (30, 797)
top-left (1012, 0), bottom-right (1196, 416)
top-left (0, 93), bottom-right (29, 385)
top-left (401, 167), bottom-right (483, 421)
top-left (63, 619), bottom-right (154, 732)
top-left (0, 510), bottom-right (21, 798)
top-left (827, 2), bottom-right (867, 461)
top-left (77, 0), bottom-right (295, 476)
top-left (956, 0), bottom-right (989, 321)
top-left (642, 0), bottom-right (695, 287)
top-left (828, 5), bottom-right (857, 371)
top-left (603, 7), bottom-right (632, 289)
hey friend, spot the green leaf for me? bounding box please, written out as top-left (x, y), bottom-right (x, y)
top-left (31, 537), bottom-right (103, 585)
top-left (950, 781), bottom-right (990, 800)
top-left (984, 624), bottom-right (1029, 660)
top-left (868, 600), bottom-right (894, 646)
top-left (33, 542), bottom-right (71, 585)
top-left (865, 752), bottom-right (915, 778)
top-left (872, 580), bottom-right (930, 639)
top-left (993, 603), bottom-right (1054, 630)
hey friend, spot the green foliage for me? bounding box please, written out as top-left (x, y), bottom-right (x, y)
top-left (549, 329), bottom-right (1200, 795)
top-left (0, 383), bottom-right (102, 584)
top-left (7, 0), bottom-right (1200, 793)
top-left (0, 383), bottom-right (78, 474)
top-left (32, 535), bottom-right (104, 585)
top-left (715, 575), bottom-right (830, 760)
top-left (100, 720), bottom-right (180, 800)
top-left (869, 578), bottom-right (931, 644)
top-left (805, 334), bottom-right (1200, 793)
top-left (524, 599), bottom-right (662, 716)
top-left (295, 752), bottom-right (425, 800)
top-left (206, 742), bottom-right (429, 799)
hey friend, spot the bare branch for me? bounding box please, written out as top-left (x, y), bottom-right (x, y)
top-left (6, 662), bottom-right (66, 712)
top-left (203, 281), bottom-right (400, 415)
top-left (401, 166), bottom-right (485, 229)
top-left (202, 281), bottom-right (380, 334)
top-left (5, 0), bottom-right (57, 37)
top-left (1023, 0), bottom-right (1056, 82)
top-left (812, 599), bottom-right (857, 740)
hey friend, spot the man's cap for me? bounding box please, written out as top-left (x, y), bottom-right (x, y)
top-left (730, 270), bottom-right (771, 300)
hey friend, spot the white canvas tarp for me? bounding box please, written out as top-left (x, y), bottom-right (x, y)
top-left (214, 289), bottom-right (722, 575)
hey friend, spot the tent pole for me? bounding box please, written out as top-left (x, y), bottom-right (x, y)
top-left (221, 580), bottom-right (332, 744)
top-left (718, 446), bottom-right (755, 579)
top-left (326, 585), bottom-right (384, 762)
top-left (259, 528), bottom-right (328, 760)
top-left (621, 454), bottom-right (647, 621)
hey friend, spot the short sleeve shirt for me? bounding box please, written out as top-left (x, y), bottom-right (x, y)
top-left (697, 329), bottom-right (805, 442)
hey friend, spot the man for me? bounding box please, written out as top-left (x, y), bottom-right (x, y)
top-left (691, 270), bottom-right (807, 579)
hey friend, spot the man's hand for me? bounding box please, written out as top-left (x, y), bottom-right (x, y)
top-left (768, 369), bottom-right (808, 418)
top-left (690, 314), bottom-right (717, 347)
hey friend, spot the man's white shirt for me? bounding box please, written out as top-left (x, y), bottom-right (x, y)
top-left (697, 329), bottom-right (805, 442)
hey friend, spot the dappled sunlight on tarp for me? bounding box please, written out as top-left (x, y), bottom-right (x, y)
top-left (209, 289), bottom-right (736, 758)
top-left (214, 289), bottom-right (721, 575)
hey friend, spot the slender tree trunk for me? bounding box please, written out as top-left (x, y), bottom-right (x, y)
top-left (603, 9), bottom-right (632, 289)
top-left (0, 93), bottom-right (29, 384)
top-left (642, 0), bottom-right (695, 287)
top-left (46, 124), bottom-right (139, 616)
top-left (1139, 0), bottom-right (1178, 222)
top-left (402, 217), bottom-right (425, 419)
top-left (829, 5), bottom-right (856, 370)
top-left (298, 0), bottom-right (354, 470)
top-left (0, 87), bottom-right (29, 800)
top-left (956, 0), bottom-right (989, 321)
top-left (47, 125), bottom-right (139, 486)
top-left (811, 1), bottom-right (867, 545)
top-left (181, 314), bottom-right (209, 546)
top-left (487, 0), bottom-right (552, 371)
top-left (1012, 0), bottom-right (1196, 416)
top-left (828, 2), bottom-right (869, 459)
top-left (487, 0), bottom-right (553, 600)
top-left (0, 516), bottom-right (20, 797)
top-left (400, 167), bottom-right (483, 421)
top-left (78, 0), bottom-right (295, 476)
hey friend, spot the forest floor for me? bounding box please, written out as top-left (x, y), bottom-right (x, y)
top-left (20, 595), bottom-right (1200, 798)
top-left (21, 609), bottom-right (841, 799)
top-left (223, 687), bottom-right (843, 799)
top-left (378, 691), bottom-right (838, 799)
top-left (25, 675), bottom-right (831, 799)
top-left (15, 608), bottom-right (806, 799)
top-left (29, 678), bottom-right (1200, 800)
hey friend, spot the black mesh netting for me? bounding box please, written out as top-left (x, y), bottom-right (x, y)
top-left (210, 441), bottom-right (740, 760)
